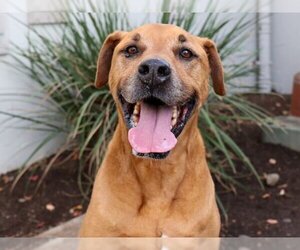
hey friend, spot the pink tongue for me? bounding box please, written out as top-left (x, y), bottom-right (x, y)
top-left (128, 103), bottom-right (177, 153)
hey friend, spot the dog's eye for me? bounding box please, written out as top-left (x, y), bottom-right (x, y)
top-left (179, 49), bottom-right (194, 59)
top-left (125, 46), bottom-right (139, 57)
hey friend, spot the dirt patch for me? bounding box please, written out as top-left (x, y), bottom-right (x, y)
top-left (0, 157), bottom-right (88, 237)
top-left (219, 94), bottom-right (300, 236)
top-left (0, 93), bottom-right (299, 237)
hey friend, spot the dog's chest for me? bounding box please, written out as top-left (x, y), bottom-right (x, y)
top-left (115, 202), bottom-right (198, 237)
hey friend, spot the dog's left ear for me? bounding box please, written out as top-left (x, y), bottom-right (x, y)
top-left (201, 38), bottom-right (226, 96)
top-left (95, 31), bottom-right (127, 88)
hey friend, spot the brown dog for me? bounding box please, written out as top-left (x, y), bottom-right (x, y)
top-left (80, 23), bottom-right (225, 237)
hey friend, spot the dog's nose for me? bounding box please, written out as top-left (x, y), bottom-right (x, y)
top-left (138, 59), bottom-right (171, 85)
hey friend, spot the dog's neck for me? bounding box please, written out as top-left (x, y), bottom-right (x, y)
top-left (108, 113), bottom-right (206, 202)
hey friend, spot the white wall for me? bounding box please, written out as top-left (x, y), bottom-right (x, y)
top-left (271, 13), bottom-right (300, 93)
top-left (0, 0), bottom-right (65, 173)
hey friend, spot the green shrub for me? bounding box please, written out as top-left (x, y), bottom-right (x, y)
top-left (2, 0), bottom-right (273, 219)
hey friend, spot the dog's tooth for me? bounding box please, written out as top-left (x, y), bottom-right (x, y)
top-left (172, 106), bottom-right (178, 119)
top-left (133, 103), bottom-right (141, 115)
top-left (171, 117), bottom-right (177, 126)
top-left (132, 114), bottom-right (138, 123)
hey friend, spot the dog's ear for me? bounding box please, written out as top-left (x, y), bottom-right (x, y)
top-left (95, 31), bottom-right (127, 88)
top-left (201, 38), bottom-right (226, 96)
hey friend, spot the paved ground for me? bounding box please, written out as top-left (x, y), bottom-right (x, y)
top-left (32, 216), bottom-right (83, 249)
top-left (37, 215), bottom-right (83, 238)
top-left (1, 216), bottom-right (83, 250)
top-left (2, 216), bottom-right (299, 250)
top-left (263, 116), bottom-right (300, 152)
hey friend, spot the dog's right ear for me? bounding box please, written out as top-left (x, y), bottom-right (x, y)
top-left (95, 31), bottom-right (127, 88)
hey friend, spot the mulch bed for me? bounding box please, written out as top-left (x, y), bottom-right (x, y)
top-left (0, 93), bottom-right (299, 237)
top-left (219, 94), bottom-right (300, 237)
top-left (0, 159), bottom-right (88, 237)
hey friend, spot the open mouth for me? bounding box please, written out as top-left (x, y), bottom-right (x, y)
top-left (119, 95), bottom-right (196, 159)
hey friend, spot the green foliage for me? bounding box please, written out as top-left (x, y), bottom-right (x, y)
top-left (3, 0), bottom-right (272, 210)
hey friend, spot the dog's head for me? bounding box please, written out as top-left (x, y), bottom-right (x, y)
top-left (95, 24), bottom-right (225, 159)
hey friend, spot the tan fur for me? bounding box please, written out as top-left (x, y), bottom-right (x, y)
top-left (80, 24), bottom-right (225, 237)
